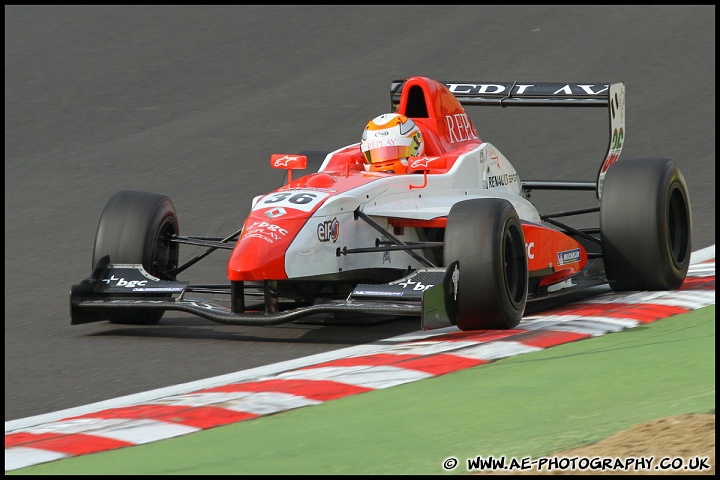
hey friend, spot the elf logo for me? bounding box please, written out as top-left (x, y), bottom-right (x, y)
top-left (317, 218), bottom-right (339, 242)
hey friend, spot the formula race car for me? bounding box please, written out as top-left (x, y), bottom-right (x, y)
top-left (70, 76), bottom-right (692, 331)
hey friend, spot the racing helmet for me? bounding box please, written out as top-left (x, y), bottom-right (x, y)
top-left (360, 113), bottom-right (424, 174)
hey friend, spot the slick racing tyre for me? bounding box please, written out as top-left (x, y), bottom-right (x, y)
top-left (92, 190), bottom-right (180, 324)
top-left (600, 157), bottom-right (691, 291)
top-left (443, 198), bottom-right (528, 330)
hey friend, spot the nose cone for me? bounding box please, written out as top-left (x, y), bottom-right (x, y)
top-left (228, 218), bottom-right (305, 281)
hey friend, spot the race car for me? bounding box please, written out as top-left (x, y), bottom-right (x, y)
top-left (70, 76), bottom-right (692, 331)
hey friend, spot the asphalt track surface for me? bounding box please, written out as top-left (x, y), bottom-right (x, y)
top-left (4, 5), bottom-right (715, 426)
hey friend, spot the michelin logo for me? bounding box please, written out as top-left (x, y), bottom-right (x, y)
top-left (557, 248), bottom-right (581, 266)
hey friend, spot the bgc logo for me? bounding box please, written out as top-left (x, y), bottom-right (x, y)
top-left (317, 218), bottom-right (339, 243)
top-left (102, 275), bottom-right (147, 288)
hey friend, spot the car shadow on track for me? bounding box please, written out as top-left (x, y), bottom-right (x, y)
top-left (86, 313), bottom-right (422, 345)
top-left (85, 284), bottom-right (613, 345)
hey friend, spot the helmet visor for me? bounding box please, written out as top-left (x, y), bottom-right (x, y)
top-left (361, 138), bottom-right (417, 164)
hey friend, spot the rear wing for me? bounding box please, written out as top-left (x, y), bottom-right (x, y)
top-left (390, 80), bottom-right (625, 200)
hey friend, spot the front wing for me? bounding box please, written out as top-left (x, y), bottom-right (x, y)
top-left (69, 258), bottom-right (460, 329)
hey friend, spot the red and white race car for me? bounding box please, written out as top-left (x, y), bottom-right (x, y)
top-left (70, 76), bottom-right (692, 331)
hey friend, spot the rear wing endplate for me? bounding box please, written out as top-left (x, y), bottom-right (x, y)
top-left (391, 80), bottom-right (625, 199)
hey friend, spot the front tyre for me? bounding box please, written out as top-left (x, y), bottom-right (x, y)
top-left (443, 199), bottom-right (528, 330)
top-left (600, 158), bottom-right (691, 291)
top-left (92, 190), bottom-right (180, 324)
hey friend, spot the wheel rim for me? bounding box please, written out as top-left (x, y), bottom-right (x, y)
top-left (667, 184), bottom-right (690, 269)
top-left (151, 217), bottom-right (178, 279)
top-left (503, 222), bottom-right (527, 307)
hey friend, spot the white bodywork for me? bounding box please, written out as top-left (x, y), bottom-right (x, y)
top-left (284, 142), bottom-right (539, 278)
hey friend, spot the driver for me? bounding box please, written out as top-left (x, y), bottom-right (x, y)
top-left (360, 113), bottom-right (425, 174)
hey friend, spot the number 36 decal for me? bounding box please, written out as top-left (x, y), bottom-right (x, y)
top-left (253, 190), bottom-right (330, 212)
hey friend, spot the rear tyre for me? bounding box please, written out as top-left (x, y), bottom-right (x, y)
top-left (92, 190), bottom-right (180, 324)
top-left (443, 199), bottom-right (528, 330)
top-left (600, 158), bottom-right (691, 291)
